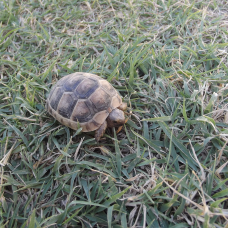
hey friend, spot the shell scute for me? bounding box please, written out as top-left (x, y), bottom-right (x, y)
top-left (63, 75), bottom-right (84, 92)
top-left (62, 75), bottom-right (84, 92)
top-left (50, 87), bottom-right (64, 111)
top-left (71, 100), bottom-right (91, 122)
top-left (100, 80), bottom-right (116, 96)
top-left (57, 93), bottom-right (78, 118)
top-left (110, 94), bottom-right (122, 109)
top-left (92, 110), bottom-right (109, 125)
top-left (75, 78), bottom-right (98, 99)
top-left (89, 88), bottom-right (112, 111)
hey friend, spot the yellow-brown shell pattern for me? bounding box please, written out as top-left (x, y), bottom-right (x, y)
top-left (46, 72), bottom-right (122, 132)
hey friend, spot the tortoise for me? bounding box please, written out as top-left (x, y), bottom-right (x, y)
top-left (46, 72), bottom-right (127, 141)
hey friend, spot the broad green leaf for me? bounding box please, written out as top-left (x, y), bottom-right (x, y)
top-left (69, 201), bottom-right (108, 208)
top-left (131, 129), bottom-right (164, 156)
top-left (142, 116), bottom-right (171, 122)
top-left (97, 186), bottom-right (131, 212)
top-left (212, 189), bottom-right (228, 198)
top-left (108, 205), bottom-right (114, 228)
top-left (158, 122), bottom-right (198, 170)
top-left (41, 59), bottom-right (57, 81)
top-left (28, 210), bottom-right (36, 228)
top-left (210, 198), bottom-right (228, 208)
top-left (195, 116), bottom-right (218, 133)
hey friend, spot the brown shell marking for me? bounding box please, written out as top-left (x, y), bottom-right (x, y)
top-left (49, 87), bottom-right (64, 111)
top-left (71, 100), bottom-right (91, 122)
top-left (100, 80), bottom-right (116, 96)
top-left (57, 93), bottom-right (78, 118)
top-left (75, 78), bottom-right (98, 99)
top-left (89, 87), bottom-right (112, 111)
top-left (46, 72), bottom-right (122, 132)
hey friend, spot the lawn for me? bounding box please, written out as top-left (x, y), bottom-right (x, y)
top-left (1, 0), bottom-right (228, 227)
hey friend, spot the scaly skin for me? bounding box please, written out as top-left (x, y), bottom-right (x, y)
top-left (95, 102), bottom-right (127, 141)
top-left (95, 120), bottom-right (107, 141)
top-left (118, 102), bottom-right (127, 111)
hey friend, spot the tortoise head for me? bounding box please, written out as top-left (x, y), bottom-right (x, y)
top-left (106, 108), bottom-right (125, 128)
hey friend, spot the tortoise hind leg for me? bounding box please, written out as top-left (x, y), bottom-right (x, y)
top-left (95, 120), bottom-right (107, 141)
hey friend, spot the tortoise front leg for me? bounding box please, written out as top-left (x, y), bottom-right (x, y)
top-left (116, 103), bottom-right (128, 133)
top-left (95, 120), bottom-right (107, 141)
top-left (118, 102), bottom-right (127, 111)
top-left (116, 118), bottom-right (129, 133)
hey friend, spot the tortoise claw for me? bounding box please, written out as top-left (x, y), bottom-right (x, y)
top-left (116, 126), bottom-right (123, 134)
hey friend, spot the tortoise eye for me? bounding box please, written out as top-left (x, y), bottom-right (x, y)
top-left (113, 121), bottom-right (117, 124)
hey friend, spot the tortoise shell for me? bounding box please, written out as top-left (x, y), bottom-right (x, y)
top-left (46, 72), bottom-right (122, 132)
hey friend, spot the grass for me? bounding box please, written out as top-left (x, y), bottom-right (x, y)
top-left (1, 0), bottom-right (228, 227)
